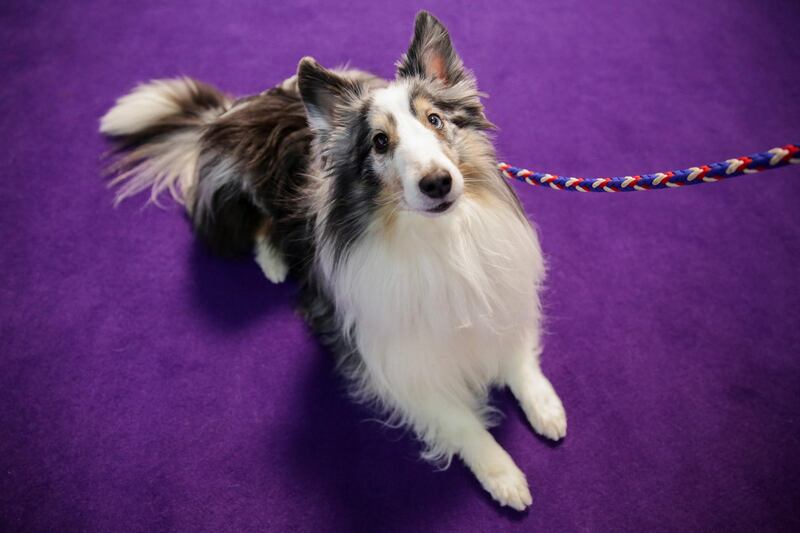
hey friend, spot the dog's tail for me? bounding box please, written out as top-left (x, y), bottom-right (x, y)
top-left (100, 77), bottom-right (233, 208)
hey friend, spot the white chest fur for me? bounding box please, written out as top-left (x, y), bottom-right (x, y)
top-left (318, 196), bottom-right (546, 407)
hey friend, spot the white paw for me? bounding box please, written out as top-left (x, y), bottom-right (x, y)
top-left (472, 453), bottom-right (532, 511)
top-left (522, 379), bottom-right (567, 441)
top-left (254, 240), bottom-right (288, 283)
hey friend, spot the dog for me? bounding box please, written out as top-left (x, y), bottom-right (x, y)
top-left (100, 11), bottom-right (566, 511)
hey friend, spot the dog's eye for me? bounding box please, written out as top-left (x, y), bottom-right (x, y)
top-left (427, 113), bottom-right (443, 129)
top-left (373, 133), bottom-right (389, 153)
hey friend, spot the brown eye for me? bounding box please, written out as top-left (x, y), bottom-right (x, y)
top-left (373, 132), bottom-right (389, 153)
top-left (427, 113), bottom-right (443, 129)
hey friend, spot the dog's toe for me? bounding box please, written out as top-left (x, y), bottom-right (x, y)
top-left (532, 403), bottom-right (567, 441)
top-left (523, 385), bottom-right (567, 441)
top-left (476, 460), bottom-right (532, 511)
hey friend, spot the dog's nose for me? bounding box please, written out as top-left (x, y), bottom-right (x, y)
top-left (418, 173), bottom-right (452, 199)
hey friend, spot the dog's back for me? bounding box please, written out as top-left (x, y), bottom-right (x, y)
top-left (100, 78), bottom-right (308, 260)
top-left (193, 83), bottom-right (312, 260)
top-left (101, 70), bottom-right (385, 268)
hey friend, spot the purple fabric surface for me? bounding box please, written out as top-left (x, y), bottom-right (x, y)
top-left (2, 1), bottom-right (799, 531)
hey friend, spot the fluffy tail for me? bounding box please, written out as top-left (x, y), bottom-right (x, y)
top-left (100, 77), bottom-right (232, 207)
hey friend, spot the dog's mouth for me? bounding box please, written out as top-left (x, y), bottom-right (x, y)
top-left (426, 201), bottom-right (453, 214)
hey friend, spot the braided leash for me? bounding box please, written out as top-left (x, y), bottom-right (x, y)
top-left (500, 144), bottom-right (799, 192)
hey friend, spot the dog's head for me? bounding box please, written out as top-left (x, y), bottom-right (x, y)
top-left (297, 11), bottom-right (495, 218)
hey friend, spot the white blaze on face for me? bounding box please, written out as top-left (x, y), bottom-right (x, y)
top-left (371, 84), bottom-right (464, 213)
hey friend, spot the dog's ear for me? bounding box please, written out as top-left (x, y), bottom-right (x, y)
top-left (297, 57), bottom-right (354, 131)
top-left (396, 11), bottom-right (466, 86)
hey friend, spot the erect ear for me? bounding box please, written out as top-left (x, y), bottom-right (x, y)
top-left (396, 11), bottom-right (467, 86)
top-left (297, 57), bottom-right (355, 131)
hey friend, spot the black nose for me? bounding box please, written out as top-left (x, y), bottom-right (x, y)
top-left (418, 173), bottom-right (452, 199)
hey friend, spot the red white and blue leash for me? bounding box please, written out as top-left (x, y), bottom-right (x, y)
top-left (500, 144), bottom-right (799, 192)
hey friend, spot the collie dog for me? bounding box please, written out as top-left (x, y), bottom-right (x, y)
top-left (101, 11), bottom-right (566, 511)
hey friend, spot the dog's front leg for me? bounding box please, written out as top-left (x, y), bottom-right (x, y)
top-left (392, 390), bottom-right (532, 511)
top-left (503, 329), bottom-right (567, 441)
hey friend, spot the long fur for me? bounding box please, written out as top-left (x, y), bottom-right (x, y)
top-left (100, 11), bottom-right (566, 511)
top-left (100, 77), bottom-right (233, 206)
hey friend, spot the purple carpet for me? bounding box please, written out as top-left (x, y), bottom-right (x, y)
top-left (2, 1), bottom-right (799, 531)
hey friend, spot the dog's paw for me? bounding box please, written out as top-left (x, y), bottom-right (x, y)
top-left (521, 379), bottom-right (567, 441)
top-left (255, 240), bottom-right (289, 283)
top-left (473, 454), bottom-right (532, 511)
